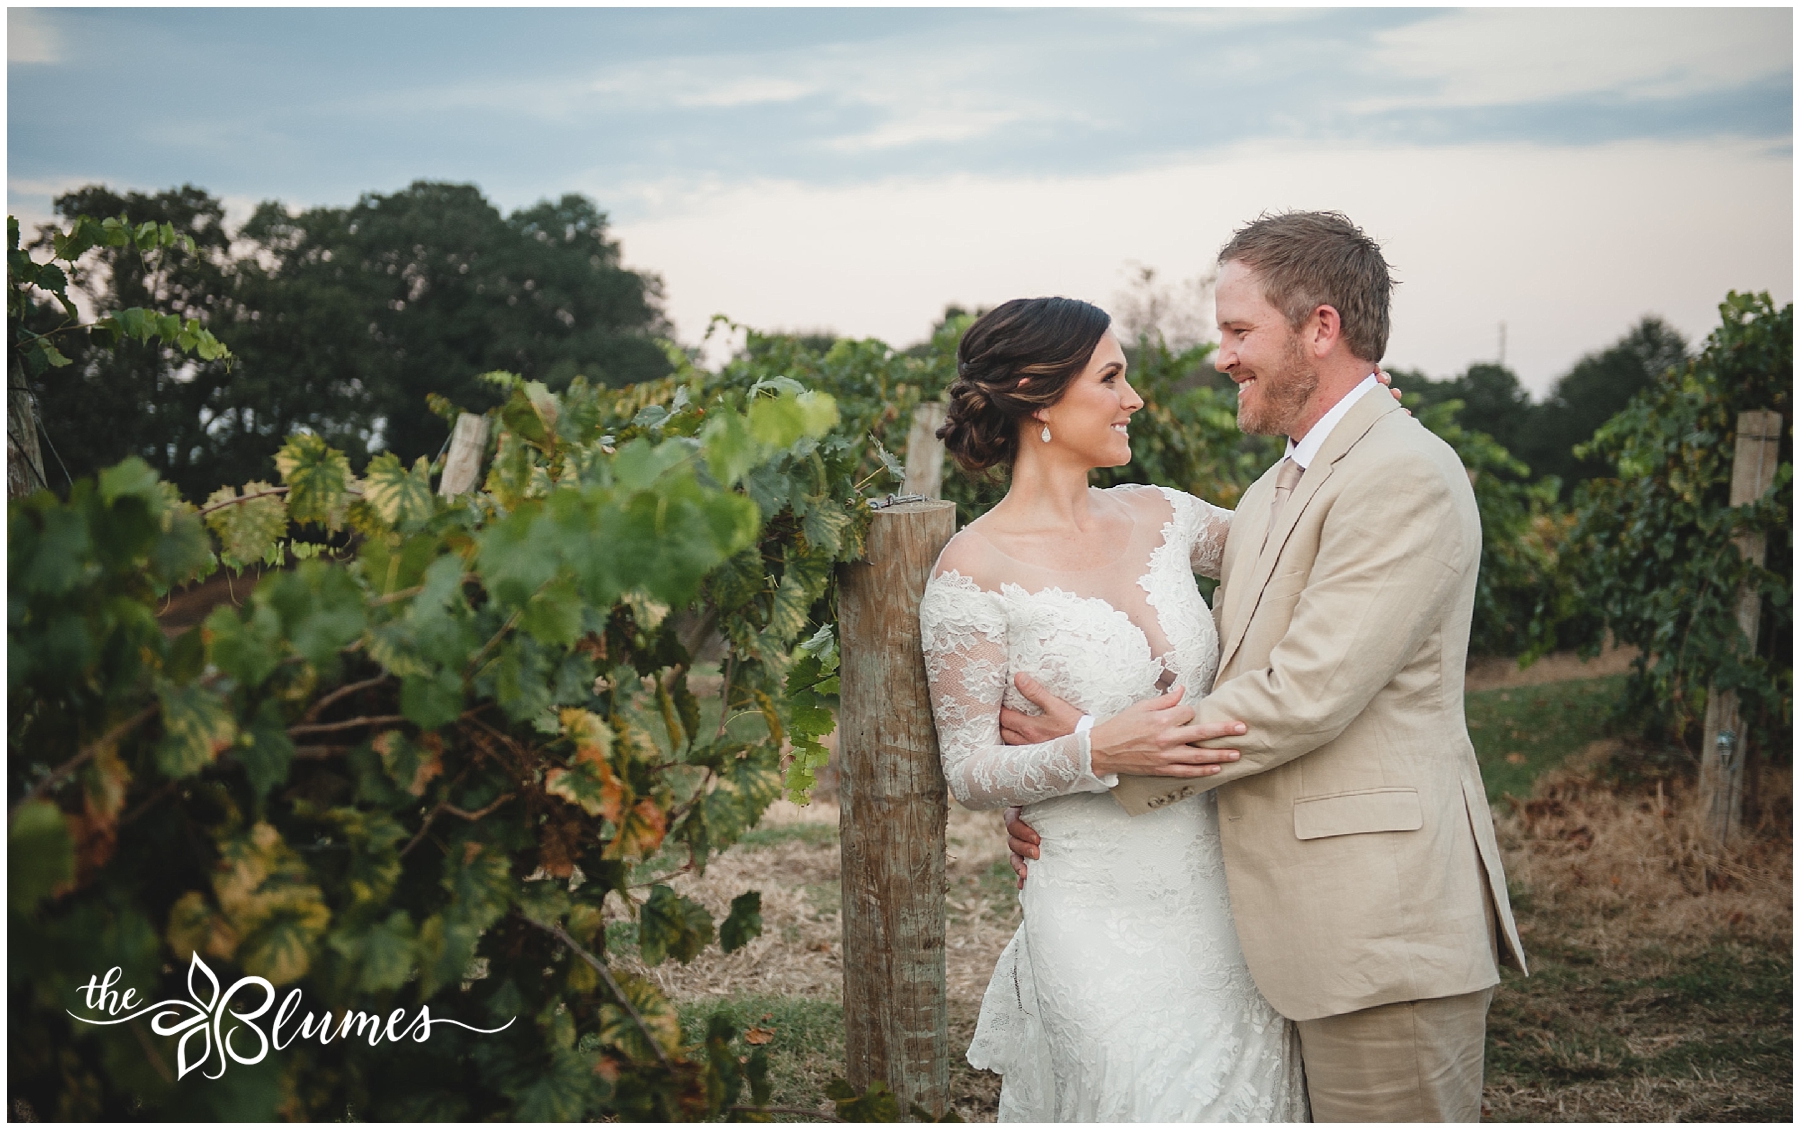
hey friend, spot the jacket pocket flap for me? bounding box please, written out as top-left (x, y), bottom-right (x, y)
top-left (1293, 787), bottom-right (1423, 840)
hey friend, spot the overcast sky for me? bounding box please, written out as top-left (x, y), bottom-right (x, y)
top-left (8, 6), bottom-right (1792, 395)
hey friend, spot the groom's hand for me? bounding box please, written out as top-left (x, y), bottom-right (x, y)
top-left (999, 673), bottom-right (1084, 744)
top-left (1003, 673), bottom-right (1246, 777)
top-left (1005, 806), bottom-right (1038, 887)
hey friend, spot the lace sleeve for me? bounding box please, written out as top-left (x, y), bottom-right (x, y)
top-left (1160, 487), bottom-right (1234, 580)
top-left (919, 573), bottom-right (1115, 810)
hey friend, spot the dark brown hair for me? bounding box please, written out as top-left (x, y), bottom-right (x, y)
top-left (936, 297), bottom-right (1112, 474)
top-left (1217, 211), bottom-right (1394, 362)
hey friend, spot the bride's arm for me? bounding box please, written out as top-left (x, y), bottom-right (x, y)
top-left (919, 578), bottom-right (1115, 810)
top-left (1159, 487), bottom-right (1233, 581)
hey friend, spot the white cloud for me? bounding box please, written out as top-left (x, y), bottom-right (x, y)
top-left (824, 107), bottom-right (1026, 153)
top-left (9, 9), bottom-right (62, 65)
top-left (671, 76), bottom-right (817, 109)
top-left (611, 138), bottom-right (1792, 395)
top-left (1359, 8), bottom-right (1791, 110)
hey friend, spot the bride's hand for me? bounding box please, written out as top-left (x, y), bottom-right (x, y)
top-left (1376, 367), bottom-right (1411, 414)
top-left (1088, 689), bottom-right (1246, 778)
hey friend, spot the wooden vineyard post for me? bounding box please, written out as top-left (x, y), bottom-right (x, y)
top-left (1698, 409), bottom-right (1783, 843)
top-left (901, 401), bottom-right (948, 500)
top-left (438, 413), bottom-right (490, 497)
top-left (8, 378), bottom-right (48, 498)
top-left (838, 499), bottom-right (957, 1117)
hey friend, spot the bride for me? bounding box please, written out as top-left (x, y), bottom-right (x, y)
top-left (918, 296), bottom-right (1308, 1121)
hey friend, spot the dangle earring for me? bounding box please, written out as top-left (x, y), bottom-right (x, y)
top-left (1040, 424), bottom-right (1052, 443)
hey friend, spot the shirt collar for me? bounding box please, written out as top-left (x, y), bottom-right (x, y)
top-left (1284, 373), bottom-right (1380, 470)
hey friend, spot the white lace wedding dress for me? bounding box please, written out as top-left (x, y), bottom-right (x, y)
top-left (919, 484), bottom-right (1307, 1122)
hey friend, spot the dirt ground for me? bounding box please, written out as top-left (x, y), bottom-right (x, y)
top-left (1464, 642), bottom-right (1639, 693)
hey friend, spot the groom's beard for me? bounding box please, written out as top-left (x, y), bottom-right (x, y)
top-left (1236, 335), bottom-right (1319, 436)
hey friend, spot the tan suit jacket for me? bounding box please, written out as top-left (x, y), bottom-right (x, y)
top-left (1114, 391), bottom-right (1527, 1022)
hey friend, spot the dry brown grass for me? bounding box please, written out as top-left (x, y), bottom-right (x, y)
top-left (1465, 642), bottom-right (1639, 694)
top-left (1484, 744), bottom-right (1792, 1122)
top-left (1495, 742), bottom-right (1791, 951)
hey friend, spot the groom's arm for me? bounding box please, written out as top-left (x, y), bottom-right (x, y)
top-left (1175, 446), bottom-right (1475, 791)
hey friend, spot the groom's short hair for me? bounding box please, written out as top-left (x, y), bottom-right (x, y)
top-left (1218, 211), bottom-right (1393, 363)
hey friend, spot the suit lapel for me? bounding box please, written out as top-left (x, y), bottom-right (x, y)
top-left (1217, 391), bottom-right (1403, 672)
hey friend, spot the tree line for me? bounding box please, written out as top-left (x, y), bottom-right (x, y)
top-left (17, 182), bottom-right (673, 501)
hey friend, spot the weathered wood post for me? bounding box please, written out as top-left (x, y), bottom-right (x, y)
top-left (1698, 409), bottom-right (1783, 843)
top-left (8, 379), bottom-right (48, 498)
top-left (438, 413), bottom-right (490, 497)
top-left (901, 401), bottom-right (948, 500)
top-left (838, 498), bottom-right (956, 1117)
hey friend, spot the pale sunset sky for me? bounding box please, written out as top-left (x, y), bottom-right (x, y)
top-left (8, 6), bottom-right (1792, 394)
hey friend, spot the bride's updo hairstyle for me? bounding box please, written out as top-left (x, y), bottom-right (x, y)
top-left (937, 296), bottom-right (1111, 474)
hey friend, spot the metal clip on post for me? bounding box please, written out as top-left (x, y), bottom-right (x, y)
top-left (868, 493), bottom-right (928, 511)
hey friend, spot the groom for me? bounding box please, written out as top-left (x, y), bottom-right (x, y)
top-left (999, 211), bottom-right (1527, 1121)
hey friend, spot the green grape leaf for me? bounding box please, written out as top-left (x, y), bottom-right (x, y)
top-left (204, 480), bottom-right (289, 566)
top-left (475, 504), bottom-right (558, 608)
top-left (400, 670), bottom-right (464, 730)
top-left (637, 884), bottom-right (714, 966)
top-left (350, 910), bottom-right (418, 994)
top-left (164, 623), bottom-right (206, 685)
top-left (155, 681), bottom-right (238, 778)
top-left (511, 1047), bottom-right (598, 1122)
top-left (274, 433), bottom-right (354, 529)
top-left (260, 562), bottom-right (368, 670)
top-left (239, 900), bottom-right (330, 986)
top-left (745, 1047), bottom-right (772, 1107)
top-left (719, 891), bottom-right (763, 954)
top-left (442, 842), bottom-right (514, 935)
top-left (9, 800), bottom-right (75, 913)
top-left (801, 496), bottom-right (851, 555)
top-left (204, 602), bottom-right (284, 688)
top-left (597, 972), bottom-right (682, 1061)
top-left (746, 392), bottom-right (808, 449)
top-left (361, 452), bottom-right (438, 531)
top-left (829, 1079), bottom-right (901, 1122)
top-left (521, 576), bottom-right (584, 647)
top-left (374, 731), bottom-right (443, 797)
top-left (701, 410), bottom-right (760, 487)
top-left (232, 701), bottom-right (293, 804)
top-left (499, 380), bottom-right (561, 449)
top-left (97, 456), bottom-right (160, 506)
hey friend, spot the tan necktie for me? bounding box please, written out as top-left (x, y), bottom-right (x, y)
top-left (1262, 457), bottom-right (1304, 552)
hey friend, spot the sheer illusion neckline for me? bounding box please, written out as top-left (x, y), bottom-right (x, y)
top-left (956, 489), bottom-right (1145, 575)
top-left (934, 570), bottom-right (1182, 689)
top-left (931, 487), bottom-right (1186, 678)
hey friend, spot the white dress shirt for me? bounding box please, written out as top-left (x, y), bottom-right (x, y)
top-left (1284, 373), bottom-right (1381, 470)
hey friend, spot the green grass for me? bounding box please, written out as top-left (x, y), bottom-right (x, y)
top-left (678, 995), bottom-right (846, 1118)
top-left (1486, 937), bottom-right (1793, 1120)
top-left (737, 822), bottom-right (839, 849)
top-left (1467, 675), bottom-right (1628, 802)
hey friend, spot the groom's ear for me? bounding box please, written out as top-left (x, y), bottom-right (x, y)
top-left (1305, 303), bottom-right (1345, 358)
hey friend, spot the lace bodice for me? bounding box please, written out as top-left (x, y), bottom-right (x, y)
top-left (918, 485), bottom-right (1231, 809)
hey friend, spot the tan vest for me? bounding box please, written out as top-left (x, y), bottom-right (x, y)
top-left (1114, 392), bottom-right (1527, 1021)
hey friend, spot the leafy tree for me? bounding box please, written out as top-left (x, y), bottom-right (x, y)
top-left (1554, 293), bottom-right (1791, 761)
top-left (1518, 316), bottom-right (1689, 496)
top-left (1393, 363), bottom-right (1535, 462)
top-left (235, 182), bottom-right (672, 463)
top-left (23, 182), bottom-right (673, 499)
top-left (17, 188), bottom-right (240, 500)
